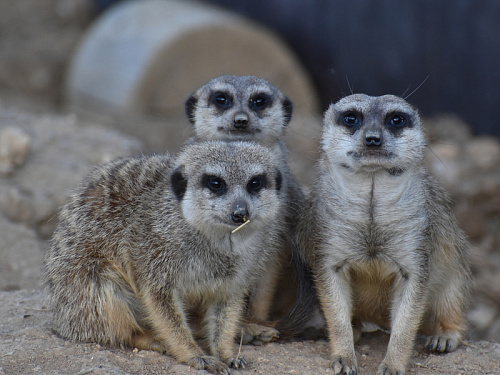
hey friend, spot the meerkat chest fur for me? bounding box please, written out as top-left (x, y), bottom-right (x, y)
top-left (169, 229), bottom-right (271, 298)
top-left (321, 162), bottom-right (427, 257)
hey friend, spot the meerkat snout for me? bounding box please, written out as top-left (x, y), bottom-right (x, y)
top-left (365, 128), bottom-right (383, 147)
top-left (234, 112), bottom-right (249, 128)
top-left (231, 199), bottom-right (249, 223)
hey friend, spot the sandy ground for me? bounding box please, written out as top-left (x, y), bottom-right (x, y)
top-left (1, 290), bottom-right (500, 375)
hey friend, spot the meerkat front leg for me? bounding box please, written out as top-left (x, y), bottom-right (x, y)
top-left (205, 295), bottom-right (248, 369)
top-left (142, 289), bottom-right (231, 374)
top-left (378, 272), bottom-right (428, 375)
top-left (316, 267), bottom-right (358, 375)
top-left (240, 260), bottom-right (281, 345)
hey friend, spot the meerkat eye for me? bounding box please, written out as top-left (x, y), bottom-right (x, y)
top-left (247, 175), bottom-right (266, 195)
top-left (343, 112), bottom-right (361, 126)
top-left (203, 175), bottom-right (227, 196)
top-left (251, 94), bottom-right (270, 109)
top-left (210, 92), bottom-right (232, 109)
top-left (388, 114), bottom-right (406, 127)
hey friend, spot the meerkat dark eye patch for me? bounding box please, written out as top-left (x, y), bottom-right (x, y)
top-left (171, 167), bottom-right (187, 200)
top-left (202, 175), bottom-right (227, 196)
top-left (340, 111), bottom-right (362, 134)
top-left (184, 95), bottom-right (198, 124)
top-left (247, 174), bottom-right (267, 195)
top-left (282, 97), bottom-right (293, 125)
top-left (275, 170), bottom-right (282, 192)
top-left (250, 93), bottom-right (271, 110)
top-left (385, 112), bottom-right (411, 136)
top-left (386, 113), bottom-right (407, 127)
top-left (343, 112), bottom-right (361, 126)
top-left (210, 92), bottom-right (232, 110)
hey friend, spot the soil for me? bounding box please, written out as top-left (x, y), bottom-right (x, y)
top-left (2, 290), bottom-right (500, 375)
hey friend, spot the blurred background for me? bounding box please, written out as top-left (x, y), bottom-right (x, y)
top-left (0, 0), bottom-right (499, 343)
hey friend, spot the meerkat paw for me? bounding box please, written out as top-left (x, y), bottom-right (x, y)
top-left (226, 356), bottom-right (247, 369)
top-left (376, 361), bottom-right (406, 375)
top-left (186, 355), bottom-right (231, 374)
top-left (330, 355), bottom-right (358, 375)
top-left (240, 322), bottom-right (279, 345)
top-left (426, 331), bottom-right (460, 352)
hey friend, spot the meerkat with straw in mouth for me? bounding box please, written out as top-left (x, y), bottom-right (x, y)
top-left (44, 140), bottom-right (286, 374)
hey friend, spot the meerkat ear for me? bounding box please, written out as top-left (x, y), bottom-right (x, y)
top-left (171, 167), bottom-right (188, 200)
top-left (185, 94), bottom-right (198, 125)
top-left (282, 97), bottom-right (294, 126)
top-left (275, 169), bottom-right (282, 192)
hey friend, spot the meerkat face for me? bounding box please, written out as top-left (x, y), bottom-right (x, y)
top-left (170, 141), bottom-right (283, 238)
top-left (185, 75), bottom-right (293, 145)
top-left (322, 94), bottom-right (426, 174)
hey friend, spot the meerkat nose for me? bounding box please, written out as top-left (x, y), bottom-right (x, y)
top-left (234, 112), bottom-right (249, 129)
top-left (365, 130), bottom-right (383, 147)
top-left (231, 199), bottom-right (249, 223)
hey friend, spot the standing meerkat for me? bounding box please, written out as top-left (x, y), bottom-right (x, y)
top-left (301, 94), bottom-right (472, 375)
top-left (185, 75), bottom-right (306, 332)
top-left (43, 141), bottom-right (285, 374)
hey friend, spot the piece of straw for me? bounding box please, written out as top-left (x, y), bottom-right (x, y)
top-left (231, 219), bottom-right (251, 234)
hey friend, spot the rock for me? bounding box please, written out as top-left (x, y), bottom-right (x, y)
top-left (0, 127), bottom-right (30, 175)
top-left (466, 136), bottom-right (500, 171)
top-left (424, 114), bottom-right (473, 145)
top-left (0, 0), bottom-right (93, 104)
top-left (0, 103), bottom-right (143, 238)
top-left (468, 303), bottom-right (498, 331)
top-left (425, 142), bottom-right (463, 192)
top-left (0, 215), bottom-right (45, 290)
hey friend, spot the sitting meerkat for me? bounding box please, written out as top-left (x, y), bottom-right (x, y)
top-left (300, 94), bottom-right (472, 375)
top-left (185, 75), bottom-right (307, 340)
top-left (43, 141), bottom-right (285, 374)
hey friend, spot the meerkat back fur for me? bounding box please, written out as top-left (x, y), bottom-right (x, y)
top-left (301, 94), bottom-right (472, 375)
top-left (43, 141), bottom-right (285, 374)
top-left (186, 75), bottom-right (307, 328)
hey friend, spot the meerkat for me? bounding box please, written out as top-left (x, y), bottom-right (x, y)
top-left (300, 94), bottom-right (472, 375)
top-left (185, 75), bottom-right (293, 147)
top-left (185, 75), bottom-right (306, 332)
top-left (43, 140), bottom-right (285, 374)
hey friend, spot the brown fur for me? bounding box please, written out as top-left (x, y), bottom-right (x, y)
top-left (44, 141), bottom-right (285, 374)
